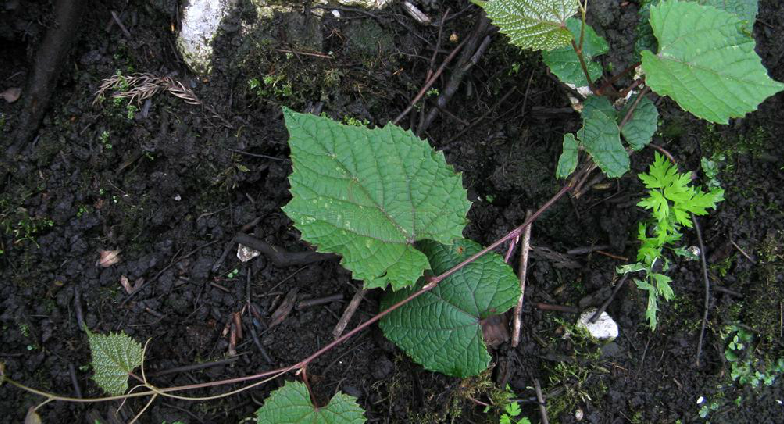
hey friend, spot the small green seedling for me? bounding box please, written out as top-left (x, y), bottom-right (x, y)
top-left (619, 153), bottom-right (723, 329)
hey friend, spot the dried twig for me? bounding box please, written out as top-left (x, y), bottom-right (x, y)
top-left (693, 214), bottom-right (711, 367)
top-left (730, 240), bottom-right (756, 264)
top-left (333, 288), bottom-right (367, 339)
top-left (110, 11), bottom-right (132, 40)
top-left (590, 274), bottom-right (630, 323)
top-left (533, 378), bottom-right (549, 424)
top-left (297, 294), bottom-right (344, 310)
top-left (392, 37), bottom-right (468, 125)
top-left (512, 210), bottom-right (533, 347)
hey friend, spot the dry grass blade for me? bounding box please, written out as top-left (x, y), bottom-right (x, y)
top-left (164, 78), bottom-right (202, 105)
top-left (93, 73), bottom-right (202, 106)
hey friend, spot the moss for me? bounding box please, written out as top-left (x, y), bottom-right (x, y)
top-left (743, 230), bottom-right (784, 345)
top-left (542, 317), bottom-right (609, 421)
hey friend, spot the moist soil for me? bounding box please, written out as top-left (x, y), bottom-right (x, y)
top-left (2, 1), bottom-right (783, 423)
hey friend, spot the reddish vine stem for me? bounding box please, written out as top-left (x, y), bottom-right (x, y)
top-left (570, 38), bottom-right (596, 94)
top-left (597, 62), bottom-right (641, 95)
top-left (6, 182), bottom-right (576, 407)
top-left (618, 86), bottom-right (650, 128)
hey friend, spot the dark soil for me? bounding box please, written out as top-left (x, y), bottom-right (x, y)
top-left (2, 1), bottom-right (783, 423)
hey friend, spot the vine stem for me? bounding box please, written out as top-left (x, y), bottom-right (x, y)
top-left (570, 38), bottom-right (596, 94)
top-left (571, 0), bottom-right (595, 94)
top-left (4, 183), bottom-right (575, 409)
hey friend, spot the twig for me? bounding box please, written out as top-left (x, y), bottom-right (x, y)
top-left (333, 288), bottom-right (366, 339)
top-left (693, 214), bottom-right (711, 367)
top-left (248, 322), bottom-right (273, 365)
top-left (73, 286), bottom-right (85, 332)
top-left (595, 250), bottom-right (628, 261)
top-left (68, 363), bottom-right (82, 399)
top-left (730, 240), bottom-right (756, 264)
top-left (147, 358), bottom-right (238, 377)
top-left (535, 303), bottom-right (580, 314)
top-left (618, 86), bottom-right (650, 128)
top-left (533, 378), bottom-right (550, 424)
top-left (110, 11), bottom-right (132, 40)
top-left (567, 245), bottom-right (610, 255)
top-left (590, 274), bottom-right (630, 323)
top-left (427, 8), bottom-right (450, 80)
top-left (504, 231), bottom-right (521, 263)
top-left (235, 233), bottom-right (339, 267)
top-left (419, 17), bottom-right (493, 134)
top-left (297, 294), bottom-right (344, 310)
top-left (392, 37), bottom-right (468, 125)
top-left (512, 210), bottom-right (533, 347)
top-left (228, 148), bottom-right (288, 162)
top-left (275, 49), bottom-right (331, 59)
top-left (649, 143), bottom-right (676, 164)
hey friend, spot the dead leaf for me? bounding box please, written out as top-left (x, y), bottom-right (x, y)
top-left (481, 314), bottom-right (509, 349)
top-left (1, 87), bottom-right (21, 103)
top-left (97, 250), bottom-right (121, 267)
top-left (269, 288), bottom-right (298, 328)
top-left (120, 275), bottom-right (132, 293)
top-left (25, 407), bottom-right (42, 424)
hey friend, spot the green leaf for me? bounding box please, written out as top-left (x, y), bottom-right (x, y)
top-left (282, 108), bottom-right (470, 291)
top-left (556, 133), bottom-right (579, 179)
top-left (653, 273), bottom-right (674, 300)
top-left (379, 239), bottom-right (520, 377)
top-left (578, 104), bottom-right (629, 178)
top-left (582, 96), bottom-right (616, 118)
top-left (695, 0), bottom-right (758, 33)
top-left (543, 18), bottom-right (608, 86)
top-left (86, 329), bottom-right (144, 395)
top-left (619, 94), bottom-right (658, 150)
top-left (255, 381), bottom-right (366, 424)
top-left (641, 0), bottom-right (784, 124)
top-left (476, 0), bottom-right (579, 51)
top-left (634, 0), bottom-right (659, 62)
top-left (635, 278), bottom-right (660, 329)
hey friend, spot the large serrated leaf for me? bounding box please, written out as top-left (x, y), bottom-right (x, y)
top-left (543, 18), bottom-right (608, 86)
top-left (282, 109), bottom-right (470, 291)
top-left (635, 0), bottom-right (758, 60)
top-left (695, 0), bottom-right (758, 33)
top-left (379, 239), bottom-right (520, 378)
top-left (255, 381), bottom-right (366, 424)
top-left (641, 0), bottom-right (783, 124)
top-left (86, 329), bottom-right (144, 395)
top-left (619, 94), bottom-right (658, 150)
top-left (579, 101), bottom-right (629, 178)
top-left (556, 133), bottom-right (579, 179)
top-left (476, 0), bottom-right (579, 51)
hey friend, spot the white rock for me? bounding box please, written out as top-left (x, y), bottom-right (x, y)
top-left (178, 0), bottom-right (391, 74)
top-left (577, 308), bottom-right (618, 341)
top-left (237, 243), bottom-right (260, 262)
top-left (177, 0), bottom-right (238, 75)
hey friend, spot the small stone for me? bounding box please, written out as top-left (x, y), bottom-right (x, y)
top-left (577, 308), bottom-right (618, 341)
top-left (237, 243), bottom-right (260, 262)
